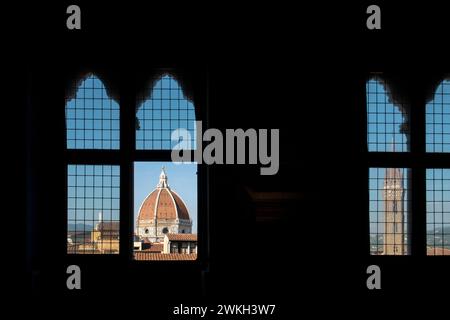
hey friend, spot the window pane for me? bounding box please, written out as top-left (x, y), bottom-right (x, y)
top-left (426, 79), bottom-right (450, 152)
top-left (366, 78), bottom-right (409, 152)
top-left (136, 74), bottom-right (196, 150)
top-left (426, 169), bottom-right (450, 255)
top-left (369, 168), bottom-right (410, 255)
top-left (133, 162), bottom-right (197, 260)
top-left (66, 74), bottom-right (120, 150)
top-left (67, 164), bottom-right (120, 254)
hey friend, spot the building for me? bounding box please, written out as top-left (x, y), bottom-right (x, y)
top-left (133, 236), bottom-right (164, 252)
top-left (383, 167), bottom-right (405, 255)
top-left (134, 252), bottom-right (197, 261)
top-left (67, 215), bottom-right (120, 254)
top-left (91, 220), bottom-right (120, 253)
top-left (427, 247), bottom-right (450, 255)
top-left (134, 167), bottom-right (197, 260)
top-left (136, 167), bottom-right (192, 242)
top-left (163, 233), bottom-right (197, 254)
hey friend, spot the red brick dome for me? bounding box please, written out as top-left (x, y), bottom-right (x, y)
top-left (137, 168), bottom-right (190, 222)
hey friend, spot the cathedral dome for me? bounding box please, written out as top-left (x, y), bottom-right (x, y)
top-left (137, 168), bottom-right (190, 222)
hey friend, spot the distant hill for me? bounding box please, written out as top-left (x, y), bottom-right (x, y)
top-left (68, 223), bottom-right (94, 232)
top-left (427, 225), bottom-right (450, 233)
top-left (427, 226), bottom-right (450, 248)
top-left (371, 226), bottom-right (450, 250)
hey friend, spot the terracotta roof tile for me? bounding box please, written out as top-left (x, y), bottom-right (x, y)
top-left (134, 252), bottom-right (197, 261)
top-left (171, 191), bottom-right (190, 220)
top-left (166, 233), bottom-right (197, 241)
top-left (142, 243), bottom-right (163, 253)
top-left (96, 221), bottom-right (120, 232)
top-left (137, 171), bottom-right (191, 222)
top-left (427, 247), bottom-right (450, 255)
top-left (137, 190), bottom-right (159, 221)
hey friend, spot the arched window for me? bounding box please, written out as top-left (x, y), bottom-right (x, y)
top-left (63, 71), bottom-right (204, 260)
top-left (136, 74), bottom-right (196, 150)
top-left (66, 74), bottom-right (120, 255)
top-left (366, 78), bottom-right (409, 152)
top-left (366, 75), bottom-right (450, 256)
top-left (66, 74), bottom-right (120, 150)
top-left (133, 73), bottom-right (199, 261)
top-left (426, 79), bottom-right (450, 152)
top-left (367, 77), bottom-right (410, 255)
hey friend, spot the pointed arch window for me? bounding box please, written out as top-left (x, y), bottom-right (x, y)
top-left (133, 73), bottom-right (199, 261)
top-left (367, 76), bottom-right (411, 255)
top-left (366, 77), bottom-right (410, 152)
top-left (136, 74), bottom-right (196, 150)
top-left (65, 74), bottom-right (120, 255)
top-left (63, 71), bottom-right (205, 261)
top-left (66, 74), bottom-right (120, 150)
top-left (366, 75), bottom-right (450, 256)
top-left (426, 79), bottom-right (450, 153)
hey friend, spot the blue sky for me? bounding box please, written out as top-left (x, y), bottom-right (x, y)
top-left (366, 78), bottom-right (408, 152)
top-left (67, 165), bottom-right (120, 221)
top-left (134, 162), bottom-right (198, 233)
top-left (426, 79), bottom-right (450, 152)
top-left (136, 74), bottom-right (196, 150)
top-left (367, 78), bottom-right (450, 152)
top-left (66, 74), bottom-right (120, 150)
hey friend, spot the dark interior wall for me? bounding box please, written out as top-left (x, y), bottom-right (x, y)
top-left (6, 0), bottom-right (450, 313)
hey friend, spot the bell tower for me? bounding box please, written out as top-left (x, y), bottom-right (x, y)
top-left (383, 167), bottom-right (405, 255)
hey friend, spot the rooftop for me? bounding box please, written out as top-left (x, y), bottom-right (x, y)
top-left (166, 233), bottom-right (197, 242)
top-left (427, 247), bottom-right (450, 255)
top-left (142, 243), bottom-right (164, 253)
top-left (134, 252), bottom-right (197, 261)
